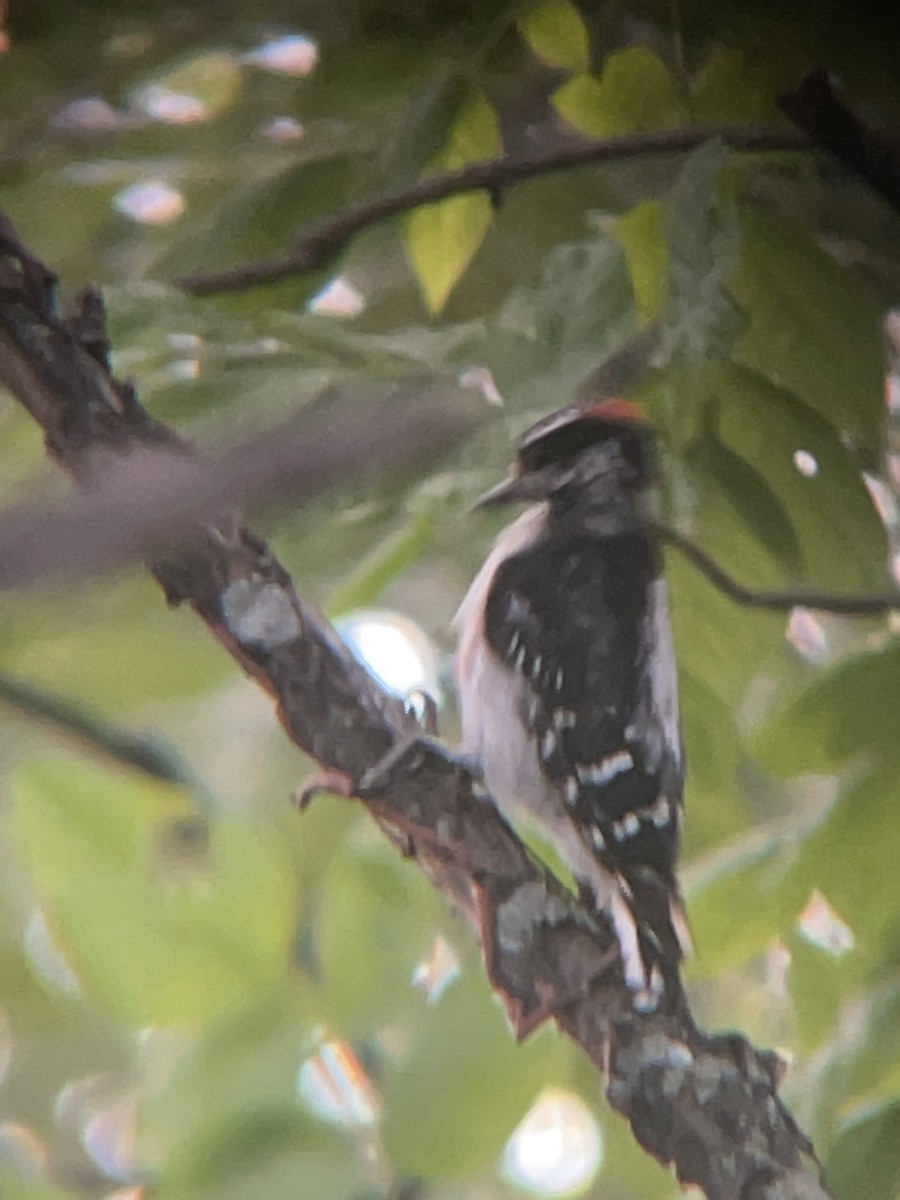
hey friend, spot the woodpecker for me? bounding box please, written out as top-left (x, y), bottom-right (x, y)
top-left (453, 400), bottom-right (690, 1001)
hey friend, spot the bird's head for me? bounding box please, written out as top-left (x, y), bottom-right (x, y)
top-left (477, 400), bottom-right (656, 519)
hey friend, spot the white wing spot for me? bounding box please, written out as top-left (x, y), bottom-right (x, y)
top-left (515, 645), bottom-right (527, 672)
top-left (564, 776), bottom-right (579, 806)
top-left (622, 812), bottom-right (640, 837)
top-left (508, 632), bottom-right (520, 658)
top-left (649, 796), bottom-right (671, 828)
top-left (613, 812), bottom-right (641, 842)
top-left (590, 826), bottom-right (606, 851)
top-left (553, 708), bottom-right (576, 730)
top-left (541, 728), bottom-right (556, 761)
top-left (576, 750), bottom-right (634, 787)
top-left (555, 668), bottom-right (564, 691)
top-left (531, 655), bottom-right (543, 681)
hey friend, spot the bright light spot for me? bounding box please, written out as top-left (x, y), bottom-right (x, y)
top-left (792, 449), bottom-right (818, 477)
top-left (243, 33), bottom-right (319, 76)
top-left (25, 909), bottom-right (80, 996)
top-left (258, 116), bottom-right (305, 142)
top-left (412, 934), bottom-right (461, 1003)
top-left (131, 53), bottom-right (241, 123)
top-left (297, 1039), bottom-right (380, 1127)
top-left (0, 1122), bottom-right (47, 1180)
top-left (168, 359), bottom-right (200, 381)
top-left (52, 97), bottom-right (133, 133)
top-left (134, 84), bottom-right (207, 124)
top-left (308, 276), bottom-right (366, 318)
top-left (502, 1088), bottom-right (602, 1196)
top-left (113, 181), bottom-right (185, 225)
top-left (458, 365), bottom-right (504, 406)
top-left (786, 607), bottom-right (828, 662)
top-left (864, 473), bottom-right (899, 526)
top-left (58, 1075), bottom-right (138, 1181)
top-left (796, 889), bottom-right (855, 957)
top-left (337, 609), bottom-right (442, 699)
top-left (765, 938), bottom-right (791, 1001)
top-left (167, 332), bottom-right (203, 353)
top-left (81, 1091), bottom-right (138, 1180)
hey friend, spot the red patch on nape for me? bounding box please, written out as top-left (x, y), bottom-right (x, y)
top-left (583, 398), bottom-right (646, 425)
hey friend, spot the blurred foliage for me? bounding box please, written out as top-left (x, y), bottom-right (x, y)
top-left (1, 1), bottom-right (900, 1198)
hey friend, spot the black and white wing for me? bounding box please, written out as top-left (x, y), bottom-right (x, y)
top-left (483, 530), bottom-right (688, 979)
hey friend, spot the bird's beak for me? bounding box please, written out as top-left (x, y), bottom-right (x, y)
top-left (474, 469), bottom-right (545, 508)
top-left (474, 472), bottom-right (522, 507)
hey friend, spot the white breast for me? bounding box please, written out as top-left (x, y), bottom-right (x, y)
top-left (453, 504), bottom-right (548, 801)
top-left (452, 506), bottom-right (653, 991)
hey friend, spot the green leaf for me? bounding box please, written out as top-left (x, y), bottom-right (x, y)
top-left (661, 361), bottom-right (887, 596)
top-left (1, 574), bottom-right (233, 708)
top-left (788, 932), bottom-right (860, 1053)
top-left (315, 838), bottom-right (446, 1035)
top-left (685, 833), bottom-right (801, 977)
top-left (11, 757), bottom-right (186, 896)
top-left (678, 670), bottom-right (747, 856)
top-left (660, 496), bottom-right (785, 708)
top-left (690, 47), bottom-right (779, 124)
top-left (785, 767), bottom-right (900, 975)
top-left (731, 210), bottom-right (885, 451)
top-left (141, 1001), bottom-right (358, 1200)
top-left (142, 1001), bottom-right (304, 1163)
top-left (518, 0), bottom-right (590, 73)
top-left (826, 984), bottom-right (900, 1116)
top-left (751, 641), bottom-right (900, 776)
top-left (13, 759), bottom-right (296, 1025)
top-left (0, 1180), bottom-right (70, 1200)
top-left (158, 1107), bottom-right (360, 1200)
top-left (479, 232), bottom-right (637, 411)
top-left (693, 765), bottom-right (900, 999)
top-left (662, 140), bottom-right (744, 360)
top-left (827, 1100), bottom-right (900, 1200)
top-left (684, 422), bottom-right (803, 579)
top-left (381, 968), bottom-right (553, 1179)
top-left (616, 201), bottom-right (668, 324)
top-left (55, 817), bottom-right (296, 1025)
top-left (708, 368), bottom-right (887, 590)
top-left (553, 47), bottom-right (688, 137)
top-left (405, 89), bottom-right (501, 313)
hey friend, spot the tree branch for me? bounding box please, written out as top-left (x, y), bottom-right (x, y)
top-left (178, 126), bottom-right (809, 296)
top-left (779, 71), bottom-right (900, 216)
top-left (0, 212), bottom-right (829, 1200)
top-left (0, 669), bottom-right (199, 789)
top-left (657, 524), bottom-right (900, 615)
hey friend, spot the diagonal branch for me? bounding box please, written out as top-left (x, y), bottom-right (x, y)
top-left (178, 126), bottom-right (809, 296)
top-left (0, 212), bottom-right (829, 1200)
top-left (779, 71), bottom-right (900, 216)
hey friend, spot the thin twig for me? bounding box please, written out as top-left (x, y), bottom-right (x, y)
top-left (179, 126), bottom-right (808, 295)
top-left (657, 524), bottom-right (900, 615)
top-left (0, 670), bottom-right (201, 790)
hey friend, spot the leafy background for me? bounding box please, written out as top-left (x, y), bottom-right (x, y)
top-left (1, 1), bottom-right (900, 1197)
